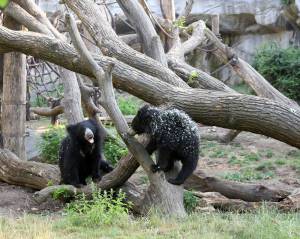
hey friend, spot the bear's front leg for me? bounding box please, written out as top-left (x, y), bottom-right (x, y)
top-left (151, 164), bottom-right (161, 173)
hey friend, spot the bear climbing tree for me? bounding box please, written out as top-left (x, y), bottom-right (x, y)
top-left (131, 105), bottom-right (200, 185)
top-left (0, 0), bottom-right (299, 216)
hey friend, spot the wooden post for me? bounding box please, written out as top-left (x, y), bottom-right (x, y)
top-left (211, 14), bottom-right (220, 37)
top-left (160, 0), bottom-right (176, 21)
top-left (2, 15), bottom-right (27, 159)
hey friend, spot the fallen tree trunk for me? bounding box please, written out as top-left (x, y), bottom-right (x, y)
top-left (0, 28), bottom-right (299, 148)
top-left (185, 170), bottom-right (291, 202)
top-left (0, 149), bottom-right (60, 189)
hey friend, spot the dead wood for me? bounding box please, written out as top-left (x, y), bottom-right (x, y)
top-left (31, 106), bottom-right (64, 117)
top-left (185, 170), bottom-right (291, 202)
top-left (66, 12), bottom-right (186, 216)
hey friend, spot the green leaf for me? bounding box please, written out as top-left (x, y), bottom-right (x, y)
top-left (0, 0), bottom-right (9, 9)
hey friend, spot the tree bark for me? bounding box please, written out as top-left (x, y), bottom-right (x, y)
top-left (117, 0), bottom-right (167, 66)
top-left (1, 15), bottom-right (27, 160)
top-left (0, 149), bottom-right (60, 189)
top-left (31, 105), bottom-right (64, 117)
top-left (186, 170), bottom-right (290, 202)
top-left (0, 28), bottom-right (299, 148)
top-left (64, 0), bottom-right (188, 88)
top-left (66, 13), bottom-right (186, 216)
top-left (59, 68), bottom-right (84, 124)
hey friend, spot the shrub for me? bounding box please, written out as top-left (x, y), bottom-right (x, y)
top-left (104, 137), bottom-right (128, 166)
top-left (183, 191), bottom-right (199, 213)
top-left (117, 96), bottom-right (140, 115)
top-left (253, 44), bottom-right (300, 103)
top-left (64, 188), bottom-right (130, 227)
top-left (38, 125), bottom-right (66, 164)
top-left (52, 187), bottom-right (74, 200)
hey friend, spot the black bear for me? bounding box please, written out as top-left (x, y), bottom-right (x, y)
top-left (59, 119), bottom-right (113, 187)
top-left (131, 105), bottom-right (200, 185)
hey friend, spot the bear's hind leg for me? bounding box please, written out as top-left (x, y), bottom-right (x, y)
top-left (167, 156), bottom-right (198, 185)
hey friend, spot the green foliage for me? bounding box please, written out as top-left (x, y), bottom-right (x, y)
top-left (117, 96), bottom-right (140, 115)
top-left (231, 82), bottom-right (255, 95)
top-left (31, 95), bottom-right (48, 107)
top-left (38, 125), bottom-right (66, 164)
top-left (244, 152), bottom-right (260, 162)
top-left (2, 206), bottom-right (300, 239)
top-left (187, 71), bottom-right (199, 85)
top-left (52, 187), bottom-right (73, 200)
top-left (0, 0), bottom-right (9, 9)
top-left (209, 149), bottom-right (228, 158)
top-left (255, 161), bottom-right (276, 171)
top-left (173, 16), bottom-right (186, 29)
top-left (64, 188), bottom-right (130, 227)
top-left (281, 0), bottom-right (293, 5)
top-left (104, 137), bottom-right (128, 166)
top-left (183, 191), bottom-right (198, 213)
top-left (254, 43), bottom-right (300, 102)
top-left (223, 167), bottom-right (275, 182)
top-left (47, 180), bottom-right (54, 187)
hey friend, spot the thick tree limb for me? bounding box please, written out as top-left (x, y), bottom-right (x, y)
top-left (63, 0), bottom-right (188, 88)
top-left (117, 0), bottom-right (167, 66)
top-left (186, 170), bottom-right (290, 202)
top-left (4, 1), bottom-right (52, 35)
top-left (204, 26), bottom-right (299, 108)
top-left (12, 0), bottom-right (63, 40)
top-left (31, 106), bottom-right (64, 117)
top-left (0, 27), bottom-right (299, 148)
top-left (0, 149), bottom-right (60, 189)
top-left (179, 0), bottom-right (194, 18)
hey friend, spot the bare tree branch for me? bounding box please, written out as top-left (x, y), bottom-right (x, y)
top-left (31, 105), bottom-right (64, 117)
top-left (0, 27), bottom-right (299, 148)
top-left (64, 0), bottom-right (188, 88)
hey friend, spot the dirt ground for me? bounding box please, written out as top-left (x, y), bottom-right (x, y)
top-left (0, 121), bottom-right (299, 217)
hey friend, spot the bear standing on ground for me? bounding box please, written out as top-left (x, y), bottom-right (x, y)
top-left (131, 105), bottom-right (200, 185)
top-left (59, 119), bottom-right (113, 187)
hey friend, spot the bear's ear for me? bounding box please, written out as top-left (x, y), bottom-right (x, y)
top-left (66, 124), bottom-right (78, 136)
top-left (142, 104), bottom-right (151, 111)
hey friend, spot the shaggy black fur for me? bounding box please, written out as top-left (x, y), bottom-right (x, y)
top-left (131, 105), bottom-right (200, 185)
top-left (59, 119), bottom-right (113, 187)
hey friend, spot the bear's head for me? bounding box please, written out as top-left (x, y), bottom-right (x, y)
top-left (66, 120), bottom-right (95, 145)
top-left (131, 105), bottom-right (159, 134)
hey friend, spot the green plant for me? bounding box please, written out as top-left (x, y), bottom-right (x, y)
top-left (64, 188), bottom-right (130, 227)
top-left (274, 159), bottom-right (286, 165)
top-left (173, 16), bottom-right (186, 29)
top-left (52, 187), bottom-right (74, 200)
top-left (223, 167), bottom-right (275, 182)
top-left (254, 43), bottom-right (300, 103)
top-left (117, 96), bottom-right (140, 115)
top-left (255, 161), bottom-right (275, 171)
top-left (281, 0), bottom-right (293, 5)
top-left (0, 0), bottom-right (9, 9)
top-left (38, 125), bottom-right (66, 164)
top-left (31, 95), bottom-right (48, 107)
top-left (187, 71), bottom-right (199, 85)
top-left (232, 82), bottom-right (254, 95)
top-left (209, 149), bottom-right (228, 158)
top-left (184, 191), bottom-right (198, 213)
top-left (104, 137), bottom-right (128, 166)
top-left (244, 152), bottom-right (260, 162)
